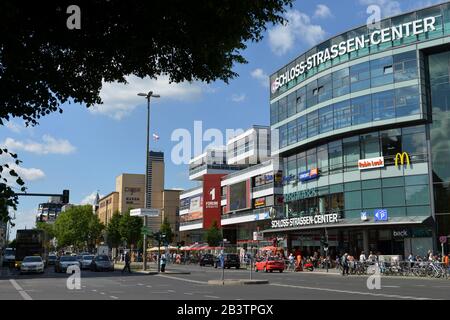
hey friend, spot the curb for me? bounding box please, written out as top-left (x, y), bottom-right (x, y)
top-left (208, 279), bottom-right (269, 285)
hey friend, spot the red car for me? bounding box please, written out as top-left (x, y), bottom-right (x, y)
top-left (255, 256), bottom-right (285, 273)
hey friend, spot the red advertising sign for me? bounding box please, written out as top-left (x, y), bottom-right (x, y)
top-left (203, 174), bottom-right (226, 229)
top-left (358, 157), bottom-right (384, 170)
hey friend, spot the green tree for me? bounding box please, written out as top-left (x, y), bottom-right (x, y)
top-left (54, 205), bottom-right (104, 251)
top-left (35, 221), bottom-right (56, 251)
top-left (0, 1), bottom-right (292, 224)
top-left (8, 239), bottom-right (16, 248)
top-left (205, 221), bottom-right (222, 247)
top-left (119, 211), bottom-right (143, 248)
top-left (160, 217), bottom-right (174, 244)
top-left (106, 211), bottom-right (122, 250)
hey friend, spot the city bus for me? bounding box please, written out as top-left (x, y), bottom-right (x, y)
top-left (14, 229), bottom-right (47, 269)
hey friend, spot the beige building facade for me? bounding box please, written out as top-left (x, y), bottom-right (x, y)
top-left (97, 192), bottom-right (120, 225)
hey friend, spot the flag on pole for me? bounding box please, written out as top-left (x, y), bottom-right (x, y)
top-left (152, 133), bottom-right (160, 141)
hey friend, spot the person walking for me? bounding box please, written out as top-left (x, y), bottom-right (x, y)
top-left (122, 252), bottom-right (131, 274)
top-left (160, 254), bottom-right (167, 272)
top-left (341, 253), bottom-right (349, 276)
top-left (288, 253), bottom-right (295, 272)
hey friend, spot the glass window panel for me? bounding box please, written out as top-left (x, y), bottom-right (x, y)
top-left (395, 85), bottom-right (420, 117)
top-left (332, 67), bottom-right (350, 97)
top-left (307, 148), bottom-right (317, 170)
top-left (307, 110), bottom-right (319, 138)
top-left (331, 34), bottom-right (349, 65)
top-left (391, 13), bottom-right (417, 46)
top-left (329, 140), bottom-right (343, 173)
top-left (360, 132), bottom-right (380, 158)
top-left (405, 185), bottom-right (430, 206)
top-left (370, 56), bottom-right (394, 87)
top-left (362, 179), bottom-right (381, 189)
top-left (433, 182), bottom-right (450, 213)
top-left (347, 26), bottom-right (369, 59)
top-left (297, 152), bottom-right (307, 174)
top-left (351, 95), bottom-right (372, 125)
top-left (279, 124), bottom-right (288, 148)
top-left (319, 105), bottom-right (334, 134)
top-left (384, 206), bottom-right (406, 217)
top-left (350, 61), bottom-right (371, 92)
top-left (343, 136), bottom-right (360, 169)
top-left (345, 181), bottom-right (361, 191)
top-left (363, 189), bottom-right (382, 208)
top-left (296, 87), bottom-right (306, 113)
top-left (393, 51), bottom-right (418, 82)
top-left (318, 74), bottom-right (332, 103)
top-left (407, 206), bottom-right (431, 216)
top-left (373, 90), bottom-right (395, 121)
top-left (334, 100), bottom-right (352, 129)
top-left (381, 129), bottom-right (401, 157)
top-left (382, 177), bottom-right (404, 187)
top-left (287, 92), bottom-right (297, 118)
top-left (270, 101), bottom-right (278, 125)
top-left (417, 6), bottom-right (443, 41)
top-left (288, 120), bottom-right (298, 146)
top-left (329, 184), bottom-right (344, 194)
top-left (402, 132), bottom-right (426, 160)
top-left (405, 175), bottom-right (428, 186)
top-left (297, 116), bottom-right (307, 141)
top-left (318, 145), bottom-right (328, 174)
top-left (444, 3), bottom-right (450, 33)
top-left (306, 80), bottom-right (318, 108)
top-left (382, 186), bottom-right (405, 207)
top-left (345, 190), bottom-right (362, 210)
top-left (278, 96), bottom-right (288, 121)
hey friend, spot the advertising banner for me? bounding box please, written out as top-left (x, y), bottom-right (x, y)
top-left (203, 174), bottom-right (226, 229)
top-left (358, 157), bottom-right (384, 170)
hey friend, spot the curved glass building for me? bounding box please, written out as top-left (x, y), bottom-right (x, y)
top-left (266, 3), bottom-right (450, 258)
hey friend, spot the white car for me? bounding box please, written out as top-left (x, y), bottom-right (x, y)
top-left (20, 256), bottom-right (45, 274)
top-left (2, 248), bottom-right (15, 266)
top-left (80, 255), bottom-right (94, 269)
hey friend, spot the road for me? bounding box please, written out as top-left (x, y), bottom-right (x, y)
top-left (1, 263), bottom-right (449, 300)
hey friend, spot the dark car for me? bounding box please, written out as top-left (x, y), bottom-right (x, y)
top-left (90, 255), bottom-right (114, 272)
top-left (199, 254), bottom-right (215, 267)
top-left (214, 253), bottom-right (240, 269)
top-left (54, 256), bottom-right (80, 273)
top-left (47, 255), bottom-right (57, 266)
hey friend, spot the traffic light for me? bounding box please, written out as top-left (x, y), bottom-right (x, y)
top-left (61, 189), bottom-right (69, 204)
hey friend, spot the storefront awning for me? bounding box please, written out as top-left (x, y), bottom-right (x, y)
top-left (262, 215), bottom-right (431, 234)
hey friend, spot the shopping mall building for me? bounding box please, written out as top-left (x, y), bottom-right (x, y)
top-left (265, 3), bottom-right (450, 258)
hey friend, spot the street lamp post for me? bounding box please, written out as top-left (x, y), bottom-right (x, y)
top-left (137, 91), bottom-right (160, 271)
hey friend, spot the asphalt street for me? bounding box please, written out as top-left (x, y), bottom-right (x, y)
top-left (1, 263), bottom-right (449, 300)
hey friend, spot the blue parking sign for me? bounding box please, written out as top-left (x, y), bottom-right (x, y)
top-left (374, 209), bottom-right (388, 221)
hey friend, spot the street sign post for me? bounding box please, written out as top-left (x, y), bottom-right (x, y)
top-left (440, 236), bottom-right (447, 257)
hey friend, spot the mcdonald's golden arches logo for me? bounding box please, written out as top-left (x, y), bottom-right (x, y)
top-left (395, 152), bottom-right (410, 167)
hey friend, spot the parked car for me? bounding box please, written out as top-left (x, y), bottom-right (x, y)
top-left (80, 255), bottom-right (95, 270)
top-left (199, 254), bottom-right (215, 267)
top-left (47, 254), bottom-right (57, 266)
top-left (90, 255), bottom-right (114, 272)
top-left (2, 247), bottom-right (15, 266)
top-left (214, 253), bottom-right (240, 269)
top-left (20, 256), bottom-right (44, 274)
top-left (55, 255), bottom-right (80, 273)
top-left (255, 256), bottom-right (285, 273)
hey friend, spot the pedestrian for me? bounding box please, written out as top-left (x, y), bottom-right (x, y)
top-left (160, 254), bottom-right (167, 272)
top-left (295, 253), bottom-right (303, 272)
top-left (288, 253), bottom-right (295, 271)
top-left (341, 253), bottom-right (349, 276)
top-left (359, 251), bottom-right (366, 263)
top-left (444, 253), bottom-right (449, 270)
top-left (122, 252), bottom-right (131, 274)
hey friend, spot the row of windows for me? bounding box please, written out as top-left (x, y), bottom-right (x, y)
top-left (270, 3), bottom-right (449, 99)
top-left (271, 51), bottom-right (418, 125)
top-left (285, 175), bottom-right (430, 218)
top-left (282, 125), bottom-right (427, 179)
top-left (278, 85), bottom-right (422, 150)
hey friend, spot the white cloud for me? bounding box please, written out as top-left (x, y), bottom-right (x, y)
top-left (90, 75), bottom-right (204, 120)
top-left (5, 121), bottom-right (23, 133)
top-left (80, 191), bottom-right (103, 205)
top-left (6, 163), bottom-right (46, 181)
top-left (251, 68), bottom-right (269, 88)
top-left (268, 9), bottom-right (326, 55)
top-left (314, 4), bottom-right (332, 19)
top-left (231, 93), bottom-right (246, 103)
top-left (2, 135), bottom-right (76, 155)
top-left (359, 0), bottom-right (401, 17)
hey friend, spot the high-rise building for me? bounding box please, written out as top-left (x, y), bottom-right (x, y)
top-left (146, 151), bottom-right (165, 209)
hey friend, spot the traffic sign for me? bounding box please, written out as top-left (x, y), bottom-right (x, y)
top-left (439, 236), bottom-right (447, 244)
top-left (130, 208), bottom-right (160, 217)
top-left (374, 209), bottom-right (388, 221)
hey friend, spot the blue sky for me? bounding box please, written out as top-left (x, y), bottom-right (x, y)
top-left (1, 0), bottom-right (446, 237)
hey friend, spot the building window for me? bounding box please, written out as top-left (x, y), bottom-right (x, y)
top-left (296, 87), bottom-right (306, 113)
top-left (332, 67), bottom-right (350, 97)
top-left (351, 95), bottom-right (372, 125)
top-left (394, 50), bottom-right (418, 82)
top-left (307, 111), bottom-right (319, 138)
top-left (395, 85), bottom-right (420, 117)
top-left (334, 100), bottom-right (352, 129)
top-left (319, 105), bottom-right (334, 134)
top-left (297, 116), bottom-right (307, 141)
top-left (350, 61), bottom-right (371, 92)
top-left (372, 90), bottom-right (395, 121)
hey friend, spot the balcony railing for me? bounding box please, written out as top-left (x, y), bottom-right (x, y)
top-left (189, 163), bottom-right (244, 176)
top-left (180, 219), bottom-right (203, 227)
top-left (221, 206), bottom-right (284, 221)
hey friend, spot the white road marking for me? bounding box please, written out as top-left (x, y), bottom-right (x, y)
top-left (204, 295), bottom-right (220, 299)
top-left (100, 292), bottom-right (105, 295)
top-left (270, 283), bottom-right (435, 300)
top-left (110, 296), bottom-right (119, 299)
top-left (384, 286), bottom-right (400, 288)
top-left (146, 285), bottom-right (152, 288)
top-left (9, 279), bottom-right (32, 300)
top-left (92, 289), bottom-right (97, 292)
top-left (137, 283), bottom-right (144, 286)
top-left (156, 274), bottom-right (207, 284)
top-left (168, 290), bottom-right (176, 293)
top-left (184, 293), bottom-right (193, 295)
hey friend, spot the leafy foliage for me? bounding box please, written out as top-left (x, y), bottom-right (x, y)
top-left (160, 216), bottom-right (174, 244)
top-left (118, 211), bottom-right (143, 248)
top-left (205, 221), bottom-right (222, 247)
top-left (106, 211), bottom-right (122, 249)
